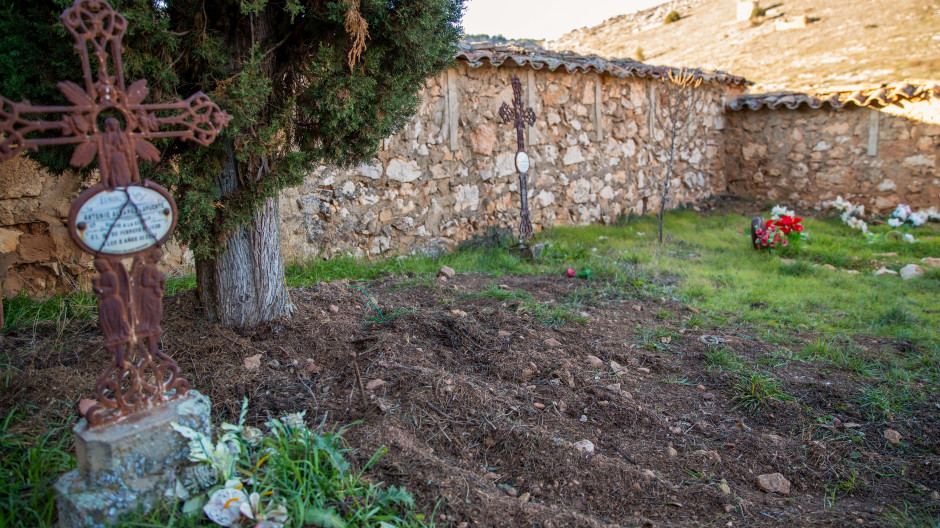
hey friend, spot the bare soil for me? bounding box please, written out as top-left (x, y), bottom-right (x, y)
top-left (2, 272), bottom-right (938, 527)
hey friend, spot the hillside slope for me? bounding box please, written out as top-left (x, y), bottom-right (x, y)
top-left (548, 0), bottom-right (940, 92)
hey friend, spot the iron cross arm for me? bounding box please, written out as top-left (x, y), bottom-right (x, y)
top-left (0, 0), bottom-right (232, 189)
top-left (498, 73), bottom-right (536, 152)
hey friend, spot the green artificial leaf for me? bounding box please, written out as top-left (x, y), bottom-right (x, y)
top-left (182, 493), bottom-right (207, 515)
top-left (375, 485), bottom-right (415, 508)
top-left (304, 507), bottom-right (347, 528)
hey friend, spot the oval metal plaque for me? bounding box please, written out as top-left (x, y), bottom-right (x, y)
top-left (515, 151), bottom-right (530, 173)
top-left (68, 181), bottom-right (177, 256)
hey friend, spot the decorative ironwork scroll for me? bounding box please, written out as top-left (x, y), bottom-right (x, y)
top-left (0, 0), bottom-right (232, 426)
top-left (499, 72), bottom-right (537, 242)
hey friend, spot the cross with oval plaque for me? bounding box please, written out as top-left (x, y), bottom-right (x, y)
top-left (0, 0), bottom-right (232, 425)
top-left (499, 72), bottom-right (537, 241)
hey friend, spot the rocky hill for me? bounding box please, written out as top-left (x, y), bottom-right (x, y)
top-left (548, 0), bottom-right (940, 92)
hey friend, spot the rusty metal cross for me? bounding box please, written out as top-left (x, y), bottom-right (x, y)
top-left (0, 0), bottom-right (232, 426)
top-left (499, 73), bottom-right (537, 241)
top-left (0, 0), bottom-right (231, 189)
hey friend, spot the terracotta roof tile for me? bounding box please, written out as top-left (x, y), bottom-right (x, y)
top-left (456, 39), bottom-right (752, 88)
top-left (727, 82), bottom-right (940, 111)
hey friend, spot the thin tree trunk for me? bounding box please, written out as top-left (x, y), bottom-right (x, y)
top-left (195, 144), bottom-right (291, 328)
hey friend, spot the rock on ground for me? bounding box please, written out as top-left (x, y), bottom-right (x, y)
top-left (572, 439), bottom-right (595, 454)
top-left (900, 264), bottom-right (924, 280)
top-left (756, 473), bottom-right (791, 494)
top-left (883, 429), bottom-right (902, 445)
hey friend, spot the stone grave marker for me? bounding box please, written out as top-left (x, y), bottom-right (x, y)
top-left (499, 72), bottom-right (538, 243)
top-left (0, 0), bottom-right (231, 525)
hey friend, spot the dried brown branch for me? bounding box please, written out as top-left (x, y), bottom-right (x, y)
top-left (345, 0), bottom-right (370, 70)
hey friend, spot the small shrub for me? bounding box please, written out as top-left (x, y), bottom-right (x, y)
top-left (750, 6), bottom-right (766, 18)
top-left (664, 10), bottom-right (681, 23)
top-left (635, 46), bottom-right (646, 61)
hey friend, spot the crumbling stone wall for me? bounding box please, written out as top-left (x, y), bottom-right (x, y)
top-left (0, 61), bottom-right (742, 295)
top-left (278, 64), bottom-right (737, 260)
top-left (723, 99), bottom-right (940, 212)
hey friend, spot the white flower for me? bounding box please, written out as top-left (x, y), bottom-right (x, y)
top-left (904, 234), bottom-right (916, 243)
top-left (770, 205), bottom-right (795, 220)
top-left (242, 426), bottom-right (264, 447)
top-left (909, 211), bottom-right (928, 227)
top-left (281, 411), bottom-right (306, 430)
top-left (171, 422), bottom-right (238, 481)
top-left (239, 492), bottom-right (289, 528)
top-left (887, 218), bottom-right (903, 227)
top-left (891, 204), bottom-right (912, 221)
top-left (204, 486), bottom-right (248, 527)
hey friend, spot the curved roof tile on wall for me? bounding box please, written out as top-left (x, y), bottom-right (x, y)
top-left (456, 40), bottom-right (752, 88)
top-left (727, 82), bottom-right (940, 111)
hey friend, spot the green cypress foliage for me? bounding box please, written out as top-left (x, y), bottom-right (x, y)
top-left (0, 0), bottom-right (464, 258)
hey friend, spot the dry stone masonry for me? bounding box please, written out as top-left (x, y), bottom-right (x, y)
top-left (725, 83), bottom-right (940, 213)
top-left (1, 40), bottom-right (937, 296)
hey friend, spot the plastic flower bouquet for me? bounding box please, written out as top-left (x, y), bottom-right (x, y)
top-left (751, 214), bottom-right (805, 252)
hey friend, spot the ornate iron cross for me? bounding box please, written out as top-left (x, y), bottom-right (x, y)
top-left (499, 72), bottom-right (537, 241)
top-left (0, 0), bottom-right (232, 426)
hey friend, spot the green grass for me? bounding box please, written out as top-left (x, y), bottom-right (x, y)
top-left (0, 408), bottom-right (75, 528)
top-left (731, 371), bottom-right (794, 413)
top-left (703, 346), bottom-right (744, 372)
top-left (881, 503), bottom-right (940, 528)
top-left (856, 386), bottom-right (915, 421)
top-left (9, 209), bottom-right (937, 384)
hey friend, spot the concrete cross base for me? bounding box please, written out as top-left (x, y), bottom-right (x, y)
top-left (54, 390), bottom-right (211, 528)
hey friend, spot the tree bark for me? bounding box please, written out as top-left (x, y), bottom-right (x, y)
top-left (194, 8), bottom-right (292, 328)
top-left (195, 144), bottom-right (292, 328)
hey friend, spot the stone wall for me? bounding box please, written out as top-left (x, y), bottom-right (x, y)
top-left (278, 64), bottom-right (738, 260)
top-left (723, 98), bottom-right (940, 212)
top-left (0, 63), bottom-right (738, 295)
top-left (0, 158), bottom-right (190, 296)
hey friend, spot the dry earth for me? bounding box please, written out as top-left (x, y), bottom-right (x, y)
top-left (2, 273), bottom-right (939, 526)
top-left (548, 0), bottom-right (940, 92)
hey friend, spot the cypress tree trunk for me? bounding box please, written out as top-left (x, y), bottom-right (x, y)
top-left (195, 9), bottom-right (290, 328)
top-left (195, 145), bottom-right (292, 327)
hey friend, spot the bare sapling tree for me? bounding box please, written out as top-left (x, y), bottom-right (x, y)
top-left (653, 68), bottom-right (704, 244)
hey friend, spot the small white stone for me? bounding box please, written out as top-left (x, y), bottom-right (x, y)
top-left (900, 264), bottom-right (924, 280)
top-left (572, 439), bottom-right (595, 454)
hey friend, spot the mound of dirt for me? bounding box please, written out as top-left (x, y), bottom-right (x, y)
top-left (3, 272), bottom-right (938, 526)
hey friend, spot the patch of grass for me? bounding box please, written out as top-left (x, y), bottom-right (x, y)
top-left (460, 283), bottom-right (531, 303)
top-left (703, 346), bottom-right (743, 372)
top-left (778, 260), bottom-right (814, 277)
top-left (1, 290), bottom-right (96, 334)
top-left (823, 469), bottom-right (864, 508)
top-left (517, 299), bottom-right (586, 329)
top-left (799, 337), bottom-right (875, 374)
top-left (166, 274), bottom-right (197, 296)
top-left (856, 386), bottom-right (913, 421)
top-left (119, 406), bottom-right (437, 528)
top-left (0, 408), bottom-right (75, 528)
top-left (880, 503), bottom-right (940, 528)
top-left (877, 305), bottom-right (916, 329)
top-left (731, 371), bottom-right (793, 413)
top-left (636, 326), bottom-right (677, 351)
